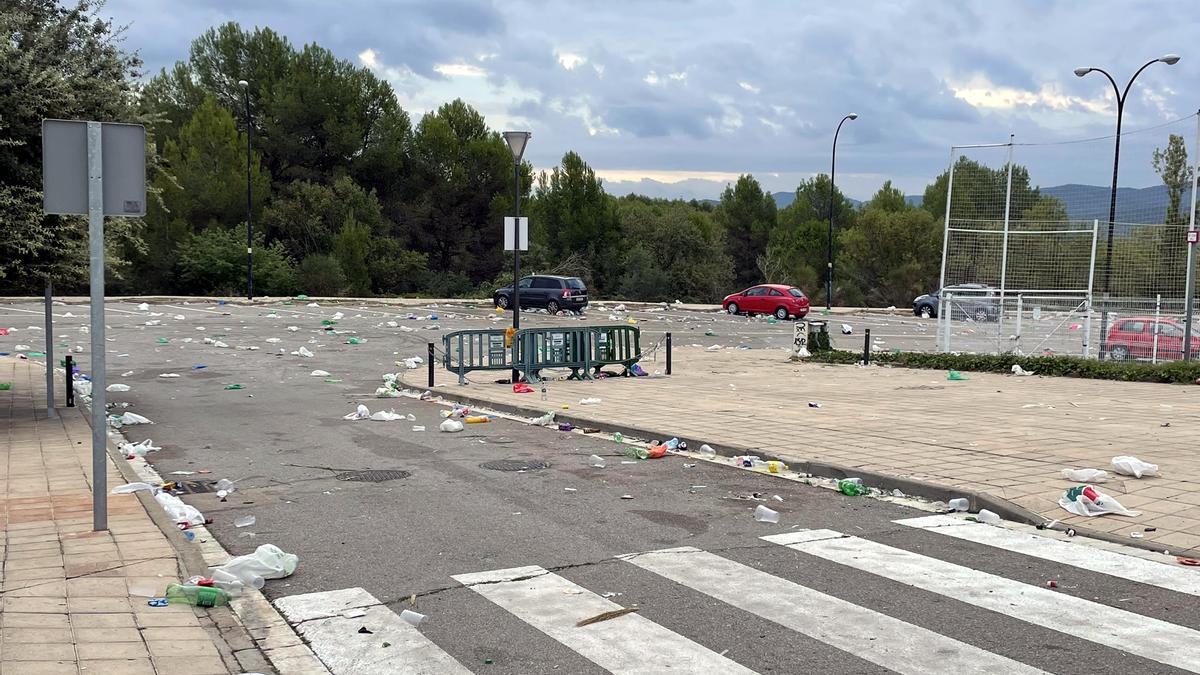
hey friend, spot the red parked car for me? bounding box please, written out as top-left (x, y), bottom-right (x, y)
top-left (1105, 317), bottom-right (1200, 361)
top-left (722, 284), bottom-right (810, 320)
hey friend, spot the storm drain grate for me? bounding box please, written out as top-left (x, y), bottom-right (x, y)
top-left (335, 469), bottom-right (412, 483)
top-left (480, 459), bottom-right (550, 472)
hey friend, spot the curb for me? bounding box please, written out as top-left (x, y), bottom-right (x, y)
top-left (74, 387), bottom-right (330, 674)
top-left (424, 380), bottom-right (1196, 559)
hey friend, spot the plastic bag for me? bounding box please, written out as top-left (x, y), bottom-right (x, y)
top-left (112, 482), bottom-right (155, 494)
top-left (369, 410), bottom-right (403, 421)
top-left (513, 383), bottom-right (534, 393)
top-left (106, 383), bottom-right (131, 392)
top-left (210, 544), bottom-right (298, 585)
top-left (120, 412), bottom-right (153, 425)
top-left (344, 404), bottom-right (370, 420)
top-left (440, 418), bottom-right (464, 433)
top-left (310, 369), bottom-right (331, 377)
top-left (1061, 468), bottom-right (1109, 483)
top-left (1111, 456), bottom-right (1159, 478)
top-left (579, 397), bottom-right (602, 405)
top-left (841, 324), bottom-right (853, 335)
top-left (121, 439), bottom-right (161, 458)
top-left (1011, 364), bottom-right (1033, 376)
top-left (155, 492), bottom-right (205, 526)
top-left (74, 380), bottom-right (93, 397)
top-left (401, 357), bottom-right (423, 369)
top-left (292, 347), bottom-right (313, 357)
top-left (375, 387), bottom-right (401, 398)
top-left (1058, 484), bottom-right (1141, 517)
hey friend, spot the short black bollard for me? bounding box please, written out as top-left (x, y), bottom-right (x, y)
top-left (665, 332), bottom-right (672, 375)
top-left (64, 355), bottom-right (75, 407)
top-left (863, 328), bottom-right (871, 365)
top-left (427, 342), bottom-right (435, 388)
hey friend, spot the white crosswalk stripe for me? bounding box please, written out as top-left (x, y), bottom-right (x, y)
top-left (620, 546), bottom-right (1048, 675)
top-left (452, 564), bottom-right (755, 674)
top-left (763, 529), bottom-right (1200, 673)
top-left (274, 587), bottom-right (471, 675)
top-left (896, 515), bottom-right (1200, 596)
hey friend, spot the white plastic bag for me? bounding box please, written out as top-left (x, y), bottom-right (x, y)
top-left (439, 418), bottom-right (464, 432)
top-left (344, 404), bottom-right (370, 420)
top-left (120, 439), bottom-right (161, 457)
top-left (106, 383), bottom-right (130, 392)
top-left (375, 387), bottom-right (401, 398)
top-left (1011, 364), bottom-right (1033, 376)
top-left (155, 491), bottom-right (205, 526)
top-left (120, 412), bottom-right (152, 425)
top-left (112, 482), bottom-right (155, 494)
top-left (840, 324), bottom-right (853, 335)
top-left (579, 397), bottom-right (602, 405)
top-left (1058, 484), bottom-right (1141, 517)
top-left (402, 357), bottom-right (422, 369)
top-left (210, 544), bottom-right (298, 585)
top-left (310, 369), bottom-right (331, 377)
top-left (369, 410), bottom-right (403, 421)
top-left (1061, 468), bottom-right (1109, 483)
top-left (1111, 456), bottom-right (1159, 478)
top-left (292, 347), bottom-right (313, 357)
top-left (74, 380), bottom-right (93, 397)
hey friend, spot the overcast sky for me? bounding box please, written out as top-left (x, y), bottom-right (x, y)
top-left (107, 0), bottom-right (1200, 201)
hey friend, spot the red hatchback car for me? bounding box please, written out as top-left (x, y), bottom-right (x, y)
top-left (722, 284), bottom-right (810, 320)
top-left (1106, 317), bottom-right (1200, 361)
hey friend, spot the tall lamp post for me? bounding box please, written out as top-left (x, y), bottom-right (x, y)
top-left (238, 79), bottom-right (254, 301)
top-left (503, 130), bottom-right (531, 384)
top-left (1074, 55), bottom-right (1179, 356)
top-left (827, 113), bottom-right (857, 310)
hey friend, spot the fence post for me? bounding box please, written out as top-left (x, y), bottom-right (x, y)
top-left (1014, 294), bottom-right (1023, 354)
top-left (1152, 294), bottom-right (1162, 364)
top-left (427, 342), bottom-right (434, 387)
top-left (64, 355), bottom-right (75, 407)
top-left (1083, 299), bottom-right (1093, 359)
top-left (863, 328), bottom-right (871, 365)
top-left (665, 332), bottom-right (672, 375)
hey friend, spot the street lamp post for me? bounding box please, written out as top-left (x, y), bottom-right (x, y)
top-left (238, 79), bottom-right (254, 301)
top-left (503, 130), bottom-right (531, 384)
top-left (1074, 55), bottom-right (1179, 356)
top-left (827, 113), bottom-right (857, 310)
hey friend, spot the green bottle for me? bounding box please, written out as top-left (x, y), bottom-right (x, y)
top-left (165, 583), bottom-right (231, 607)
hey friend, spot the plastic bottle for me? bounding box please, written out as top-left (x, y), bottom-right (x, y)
top-left (165, 583), bottom-right (231, 607)
top-left (976, 509), bottom-right (1001, 525)
top-left (612, 432), bottom-right (624, 444)
top-left (948, 498), bottom-right (970, 512)
top-left (623, 446), bottom-right (650, 460)
top-left (664, 438), bottom-right (680, 451)
top-left (837, 479), bottom-right (866, 496)
top-left (698, 444), bottom-right (717, 458)
top-left (589, 454), bottom-right (605, 468)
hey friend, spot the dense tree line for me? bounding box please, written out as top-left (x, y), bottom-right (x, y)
top-left (4, 4), bottom-right (1191, 306)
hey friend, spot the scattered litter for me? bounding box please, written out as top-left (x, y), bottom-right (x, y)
top-left (807, 401), bottom-right (821, 408)
top-left (1110, 456), bottom-right (1159, 478)
top-left (412, 426), bottom-right (425, 432)
top-left (369, 410), bottom-right (404, 421)
top-left (840, 324), bottom-right (853, 335)
top-left (948, 498), bottom-right (969, 512)
top-left (579, 397), bottom-right (602, 405)
top-left (111, 482), bottom-right (155, 494)
top-left (1061, 468), bottom-right (1109, 483)
top-left (116, 412), bottom-right (153, 426)
top-left (310, 370), bottom-right (331, 377)
top-left (169, 471), bottom-right (195, 476)
top-left (1178, 557), bottom-right (1200, 566)
top-left (464, 416), bottom-right (491, 424)
top-left (121, 371), bottom-right (134, 377)
top-left (947, 370), bottom-right (968, 381)
top-left (589, 455), bottom-right (605, 468)
top-left (106, 384), bottom-right (131, 392)
top-left (1059, 484), bottom-right (1141, 517)
top-left (292, 347), bottom-right (314, 358)
top-left (620, 494), bottom-right (634, 500)
top-left (1047, 580), bottom-right (1058, 589)
top-left (1011, 364), bottom-right (1033, 376)
top-left (137, 302), bottom-right (150, 311)
top-left (223, 384), bottom-right (245, 390)
top-left (400, 610), bottom-right (425, 627)
top-left (120, 439), bottom-right (161, 458)
top-left (234, 515), bottom-right (256, 528)
top-left (158, 373), bottom-right (180, 378)
top-left (1130, 532), bottom-right (1144, 539)
top-left (564, 487), bottom-right (578, 492)
top-left (513, 383), bottom-right (534, 394)
top-left (891, 489), bottom-right (906, 498)
top-left (400, 357), bottom-right (423, 369)
top-left (837, 479), bottom-right (866, 496)
top-left (287, 326), bottom-right (300, 332)
top-left (772, 495), bottom-right (784, 502)
top-left (155, 491), bottom-right (205, 527)
top-left (344, 405), bottom-right (371, 420)
top-left (754, 505), bottom-right (780, 523)
top-left (532, 411), bottom-right (555, 426)
top-left (209, 544), bottom-right (298, 586)
top-left (697, 444), bottom-right (717, 458)
top-left (1065, 528), bottom-right (1077, 537)
top-left (439, 419), bottom-right (464, 433)
top-left (576, 607), bottom-right (637, 627)
top-left (706, 345), bottom-right (722, 352)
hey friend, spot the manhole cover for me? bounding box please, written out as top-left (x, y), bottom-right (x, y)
top-left (335, 469), bottom-right (411, 483)
top-left (480, 460), bottom-right (550, 472)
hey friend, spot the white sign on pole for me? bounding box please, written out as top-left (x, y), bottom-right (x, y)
top-left (504, 216), bottom-right (528, 251)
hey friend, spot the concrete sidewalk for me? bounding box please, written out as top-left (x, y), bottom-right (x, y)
top-left (430, 347), bottom-right (1200, 557)
top-left (0, 358), bottom-right (269, 675)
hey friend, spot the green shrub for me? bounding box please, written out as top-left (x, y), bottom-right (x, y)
top-left (297, 254), bottom-right (345, 296)
top-left (804, 349), bottom-right (1200, 384)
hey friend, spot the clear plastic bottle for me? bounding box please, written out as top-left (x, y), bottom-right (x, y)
top-left (165, 583), bottom-right (231, 607)
top-left (698, 444), bottom-right (717, 458)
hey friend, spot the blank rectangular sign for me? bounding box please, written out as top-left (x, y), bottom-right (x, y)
top-left (504, 216), bottom-right (529, 251)
top-left (42, 119), bottom-right (146, 217)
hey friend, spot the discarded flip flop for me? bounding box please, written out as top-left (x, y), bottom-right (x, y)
top-left (1178, 557), bottom-right (1200, 567)
top-left (147, 598), bottom-right (168, 607)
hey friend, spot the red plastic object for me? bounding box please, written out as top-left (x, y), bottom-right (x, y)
top-left (1178, 557), bottom-right (1200, 566)
top-left (513, 383), bottom-right (534, 393)
top-left (646, 444), bottom-right (667, 459)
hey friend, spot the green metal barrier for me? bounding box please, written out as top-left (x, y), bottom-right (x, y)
top-left (513, 326), bottom-right (593, 384)
top-left (442, 329), bottom-right (511, 385)
top-left (589, 325), bottom-right (642, 376)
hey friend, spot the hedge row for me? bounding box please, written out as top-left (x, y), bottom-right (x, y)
top-left (802, 349), bottom-right (1200, 384)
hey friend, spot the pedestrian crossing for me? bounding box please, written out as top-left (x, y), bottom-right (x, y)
top-left (277, 519), bottom-right (1200, 674)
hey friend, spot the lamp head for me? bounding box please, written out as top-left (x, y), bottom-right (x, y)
top-left (237, 79), bottom-right (249, 87)
top-left (503, 131), bottom-right (531, 162)
top-left (1160, 54), bottom-right (1181, 65)
top-left (847, 113), bottom-right (858, 121)
top-left (1073, 67), bottom-right (1092, 77)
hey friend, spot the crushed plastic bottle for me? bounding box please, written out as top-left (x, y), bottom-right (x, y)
top-left (623, 446), bottom-right (650, 460)
top-left (612, 432), bottom-right (624, 444)
top-left (589, 454), bottom-right (605, 468)
top-left (754, 505), bottom-right (780, 523)
top-left (164, 583), bottom-right (231, 607)
top-left (698, 444), bottom-right (717, 458)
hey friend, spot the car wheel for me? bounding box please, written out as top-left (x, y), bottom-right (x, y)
top-left (973, 307), bottom-right (989, 322)
top-left (774, 306), bottom-right (789, 320)
top-left (918, 303), bottom-right (934, 318)
top-left (1109, 344), bottom-right (1131, 361)
top-left (727, 302), bottom-right (739, 315)
top-left (496, 295), bottom-right (510, 309)
top-left (547, 300), bottom-right (561, 314)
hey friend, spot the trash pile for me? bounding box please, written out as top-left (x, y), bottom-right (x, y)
top-left (1056, 455), bottom-right (1159, 518)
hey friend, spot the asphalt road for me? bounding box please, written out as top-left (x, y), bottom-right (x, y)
top-left (0, 299), bottom-right (1192, 674)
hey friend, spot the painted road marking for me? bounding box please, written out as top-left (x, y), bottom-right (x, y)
top-left (621, 546), bottom-right (1047, 675)
top-left (274, 587), bottom-right (470, 675)
top-left (763, 530), bottom-right (1200, 673)
top-left (452, 565), bottom-right (755, 674)
top-left (896, 515), bottom-right (1200, 597)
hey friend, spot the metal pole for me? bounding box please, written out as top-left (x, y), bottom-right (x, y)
top-left (1153, 293), bottom-right (1162, 363)
top-left (938, 148), bottom-right (957, 293)
top-left (511, 160), bottom-right (521, 384)
top-left (86, 121), bottom-right (107, 531)
top-left (65, 355), bottom-right (75, 407)
top-left (998, 136), bottom-right (1015, 345)
top-left (1085, 219), bottom-right (1099, 359)
top-left (1183, 111), bottom-right (1200, 360)
top-left (1015, 294), bottom-right (1023, 353)
top-left (828, 115), bottom-right (853, 310)
top-left (44, 280), bottom-right (55, 418)
top-left (863, 328), bottom-right (871, 365)
top-left (245, 87), bottom-right (254, 301)
top-left (665, 332), bottom-right (672, 375)
top-left (427, 342), bottom-right (435, 388)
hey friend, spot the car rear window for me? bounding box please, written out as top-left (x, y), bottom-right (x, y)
top-left (566, 278), bottom-right (586, 289)
top-left (788, 288), bottom-right (805, 298)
